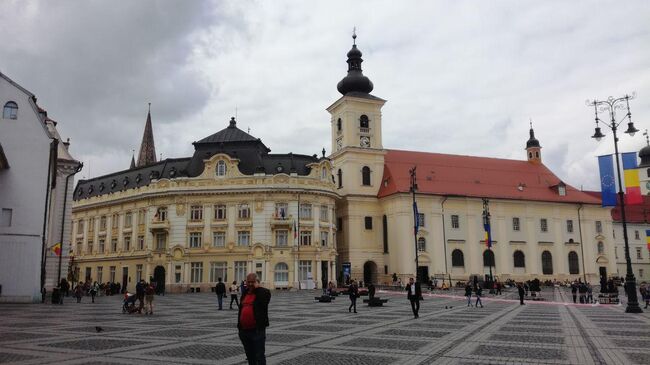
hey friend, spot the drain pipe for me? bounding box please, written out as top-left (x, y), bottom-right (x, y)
top-left (577, 204), bottom-right (587, 283)
top-left (441, 196), bottom-right (449, 285)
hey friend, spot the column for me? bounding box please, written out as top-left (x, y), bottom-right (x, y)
top-left (316, 259), bottom-right (321, 289)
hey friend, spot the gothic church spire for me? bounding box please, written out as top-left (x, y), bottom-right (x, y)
top-left (137, 103), bottom-right (156, 167)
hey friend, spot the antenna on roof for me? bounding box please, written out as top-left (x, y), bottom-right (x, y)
top-left (529, 118), bottom-right (533, 129)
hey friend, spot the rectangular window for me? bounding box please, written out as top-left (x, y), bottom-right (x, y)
top-left (210, 261), bottom-right (228, 282)
top-left (76, 241), bottom-right (82, 255)
top-left (88, 217), bottom-right (95, 232)
top-left (138, 235), bottom-right (145, 250)
top-left (540, 218), bottom-right (548, 232)
top-left (112, 214), bottom-right (119, 229)
top-left (567, 220), bottom-right (574, 233)
top-left (189, 232), bottom-right (202, 248)
top-left (212, 231), bottom-right (226, 247)
top-left (138, 210), bottom-right (145, 225)
top-left (320, 205), bottom-right (329, 222)
top-left (238, 203), bottom-right (250, 219)
top-left (155, 233), bottom-right (166, 250)
top-left (77, 219), bottom-right (84, 232)
top-left (0, 208), bottom-right (12, 227)
top-left (190, 262), bottom-right (203, 283)
top-left (275, 203), bottom-right (288, 219)
top-left (109, 266), bottom-right (116, 282)
top-left (364, 216), bottom-right (373, 230)
top-left (595, 220), bottom-right (602, 234)
top-left (237, 231), bottom-right (250, 246)
top-left (136, 264), bottom-right (143, 283)
top-left (512, 217), bottom-right (520, 231)
top-left (337, 217), bottom-right (343, 231)
top-left (300, 203), bottom-right (312, 220)
top-left (97, 266), bottom-right (103, 283)
top-left (637, 247), bottom-right (642, 259)
top-left (124, 212), bottom-right (132, 228)
top-left (451, 215), bottom-right (459, 229)
top-left (98, 239), bottom-right (105, 253)
top-left (320, 231), bottom-right (328, 247)
top-left (418, 213), bottom-right (425, 227)
top-left (123, 236), bottom-right (131, 251)
top-left (100, 216), bottom-right (107, 230)
top-left (214, 205), bottom-right (227, 220)
top-left (87, 240), bottom-right (94, 254)
top-left (155, 207), bottom-right (167, 221)
top-left (300, 231), bottom-right (312, 246)
top-left (275, 230), bottom-right (288, 247)
top-left (234, 261), bottom-right (247, 282)
top-left (256, 262), bottom-right (264, 281)
top-left (190, 205), bottom-right (203, 221)
top-left (298, 260), bottom-right (312, 281)
top-left (175, 265), bottom-right (182, 283)
top-left (111, 239), bottom-right (117, 252)
top-left (635, 230), bottom-right (640, 240)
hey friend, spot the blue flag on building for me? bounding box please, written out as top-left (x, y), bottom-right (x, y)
top-left (598, 154), bottom-right (617, 207)
top-left (413, 201), bottom-right (419, 235)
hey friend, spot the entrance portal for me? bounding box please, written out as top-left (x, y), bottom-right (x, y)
top-left (153, 266), bottom-right (166, 295)
top-left (321, 261), bottom-right (328, 289)
top-left (363, 261), bottom-right (377, 286)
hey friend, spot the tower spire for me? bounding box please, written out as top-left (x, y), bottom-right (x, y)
top-left (525, 120), bottom-right (542, 164)
top-left (336, 31), bottom-right (374, 95)
top-left (137, 103), bottom-right (157, 167)
top-left (130, 149), bottom-right (136, 169)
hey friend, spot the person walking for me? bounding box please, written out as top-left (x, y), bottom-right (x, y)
top-left (475, 285), bottom-right (484, 308)
top-left (238, 273), bottom-right (271, 365)
top-left (348, 280), bottom-right (359, 313)
top-left (145, 281), bottom-right (155, 315)
top-left (215, 277), bottom-right (226, 310)
top-left (578, 281), bottom-right (587, 304)
top-left (230, 280), bottom-right (240, 309)
top-left (136, 279), bottom-right (145, 312)
top-left (405, 277), bottom-right (422, 318)
top-left (517, 283), bottom-right (525, 305)
top-left (586, 283), bottom-right (593, 304)
top-left (571, 281), bottom-right (578, 303)
top-left (90, 281), bottom-right (99, 303)
top-left (465, 283), bottom-right (473, 307)
top-left (74, 282), bottom-right (83, 303)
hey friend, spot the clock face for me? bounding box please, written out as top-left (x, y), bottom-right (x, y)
top-left (336, 137), bottom-right (343, 150)
top-left (360, 136), bottom-right (370, 148)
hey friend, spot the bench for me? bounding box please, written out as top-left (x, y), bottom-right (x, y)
top-left (363, 298), bottom-right (389, 306)
top-left (314, 295), bottom-right (335, 303)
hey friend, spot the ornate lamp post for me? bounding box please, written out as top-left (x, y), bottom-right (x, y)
top-left (482, 198), bottom-right (494, 293)
top-left (410, 166), bottom-right (419, 283)
top-left (588, 93), bottom-right (643, 313)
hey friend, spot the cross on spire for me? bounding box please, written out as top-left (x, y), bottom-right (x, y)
top-left (352, 27), bottom-right (357, 45)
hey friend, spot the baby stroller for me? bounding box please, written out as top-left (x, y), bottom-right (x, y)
top-left (122, 292), bottom-right (140, 314)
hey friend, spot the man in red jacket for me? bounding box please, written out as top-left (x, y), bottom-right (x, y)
top-left (238, 273), bottom-right (271, 365)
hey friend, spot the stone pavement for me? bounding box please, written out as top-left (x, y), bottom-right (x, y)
top-left (0, 288), bottom-right (649, 364)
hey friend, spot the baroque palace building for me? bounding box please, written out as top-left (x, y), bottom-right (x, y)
top-left (72, 36), bottom-right (617, 290)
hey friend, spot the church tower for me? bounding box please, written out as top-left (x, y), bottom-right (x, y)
top-left (136, 103), bottom-right (157, 167)
top-left (526, 122), bottom-right (542, 164)
top-left (638, 131), bottom-right (650, 195)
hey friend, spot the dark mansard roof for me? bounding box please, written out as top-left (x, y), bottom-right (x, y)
top-left (74, 117), bottom-right (326, 201)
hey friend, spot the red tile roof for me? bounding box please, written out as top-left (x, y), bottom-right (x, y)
top-left (610, 195), bottom-right (650, 223)
top-left (377, 149), bottom-right (600, 204)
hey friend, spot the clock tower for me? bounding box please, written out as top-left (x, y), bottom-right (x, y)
top-left (328, 33), bottom-right (387, 285)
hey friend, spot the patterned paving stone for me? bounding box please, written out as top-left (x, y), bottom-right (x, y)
top-left (472, 344), bottom-right (566, 360)
top-left (139, 328), bottom-right (217, 338)
top-left (287, 324), bottom-right (348, 332)
top-left (277, 351), bottom-right (396, 365)
top-left (624, 352), bottom-right (650, 365)
top-left (344, 337), bottom-right (429, 350)
top-left (147, 344), bottom-right (243, 360)
top-left (266, 333), bottom-right (318, 343)
top-left (604, 330), bottom-right (650, 337)
top-left (0, 332), bottom-right (57, 342)
top-left (0, 352), bottom-right (40, 363)
top-left (38, 338), bottom-right (149, 351)
top-left (491, 333), bottom-right (565, 344)
top-left (499, 325), bottom-right (563, 333)
top-left (613, 339), bottom-right (650, 348)
top-left (378, 328), bottom-right (449, 338)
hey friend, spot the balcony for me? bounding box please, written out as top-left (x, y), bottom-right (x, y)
top-left (270, 214), bottom-right (293, 227)
top-left (360, 127), bottom-right (370, 134)
top-left (149, 218), bottom-right (169, 232)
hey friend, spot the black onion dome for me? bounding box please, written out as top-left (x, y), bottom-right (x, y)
top-left (337, 40), bottom-right (374, 95)
top-left (639, 145), bottom-right (650, 167)
top-left (526, 127), bottom-right (541, 149)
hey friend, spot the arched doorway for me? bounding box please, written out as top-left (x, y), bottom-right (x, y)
top-left (153, 266), bottom-right (166, 295)
top-left (363, 261), bottom-right (377, 286)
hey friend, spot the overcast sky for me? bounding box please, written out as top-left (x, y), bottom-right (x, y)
top-left (2, 0), bottom-right (650, 190)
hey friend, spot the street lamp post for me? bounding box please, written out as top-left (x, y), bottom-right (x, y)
top-left (482, 198), bottom-right (494, 293)
top-left (588, 93), bottom-right (643, 313)
top-left (410, 166), bottom-right (419, 283)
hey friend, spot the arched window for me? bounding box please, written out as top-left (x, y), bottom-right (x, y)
top-left (274, 262), bottom-right (289, 283)
top-left (3, 101), bottom-right (18, 119)
top-left (337, 169), bottom-right (342, 188)
top-left (361, 166), bottom-right (371, 186)
top-left (216, 160), bottom-right (227, 176)
top-left (483, 250), bottom-right (495, 267)
top-left (528, 152), bottom-right (533, 159)
top-left (359, 115), bottom-right (369, 129)
top-left (513, 250), bottom-right (525, 268)
top-left (597, 241), bottom-right (604, 255)
top-left (417, 237), bottom-right (426, 252)
top-left (451, 249), bottom-right (464, 267)
top-left (535, 151), bottom-right (539, 158)
top-left (541, 251), bottom-right (553, 275)
top-left (568, 251), bottom-right (580, 274)
top-left (321, 167), bottom-right (327, 180)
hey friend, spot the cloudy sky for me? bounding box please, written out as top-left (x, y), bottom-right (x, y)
top-left (2, 0), bottom-right (649, 190)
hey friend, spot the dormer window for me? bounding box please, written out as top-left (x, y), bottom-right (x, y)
top-left (216, 160), bottom-right (227, 176)
top-left (558, 185), bottom-right (566, 196)
top-left (321, 167), bottom-right (327, 180)
top-left (3, 102), bottom-right (18, 119)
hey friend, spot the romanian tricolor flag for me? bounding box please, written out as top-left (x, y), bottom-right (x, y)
top-left (646, 230), bottom-right (650, 251)
top-left (622, 152), bottom-right (642, 205)
top-left (51, 242), bottom-right (61, 256)
top-left (484, 222), bottom-right (492, 248)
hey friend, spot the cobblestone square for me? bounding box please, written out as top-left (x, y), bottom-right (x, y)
top-left (0, 288), bottom-right (649, 364)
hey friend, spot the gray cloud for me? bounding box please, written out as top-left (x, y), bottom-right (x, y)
top-left (2, 0), bottom-right (649, 191)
